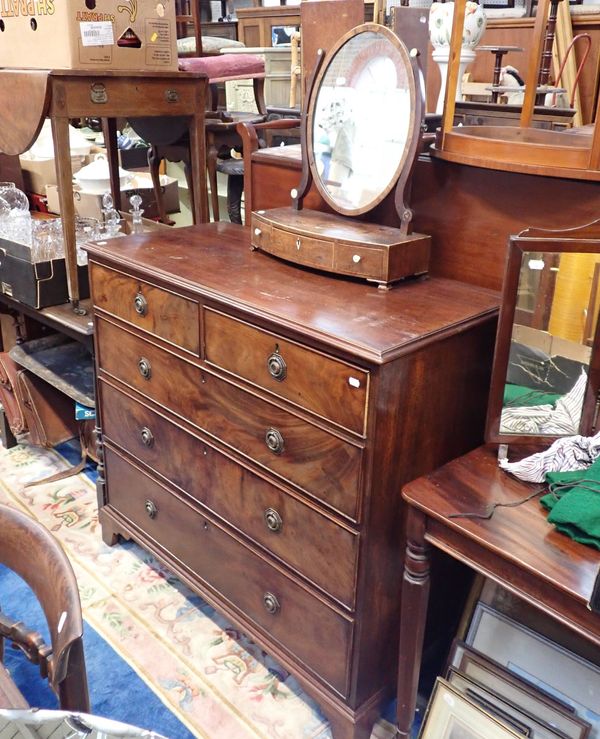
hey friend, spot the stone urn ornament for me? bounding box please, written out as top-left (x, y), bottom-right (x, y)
top-left (429, 0), bottom-right (487, 114)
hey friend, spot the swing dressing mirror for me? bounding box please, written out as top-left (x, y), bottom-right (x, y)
top-left (250, 23), bottom-right (431, 288)
top-left (486, 221), bottom-right (600, 445)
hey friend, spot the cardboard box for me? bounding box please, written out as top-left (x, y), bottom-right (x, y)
top-left (45, 174), bottom-right (179, 219)
top-left (20, 155), bottom-right (87, 195)
top-left (0, 237), bottom-right (89, 309)
top-left (0, 0), bottom-right (177, 71)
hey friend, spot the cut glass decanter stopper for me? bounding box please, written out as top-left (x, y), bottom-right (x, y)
top-left (129, 194), bottom-right (144, 235)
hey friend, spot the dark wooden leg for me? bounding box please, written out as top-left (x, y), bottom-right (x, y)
top-left (253, 77), bottom-right (267, 116)
top-left (51, 116), bottom-right (79, 307)
top-left (396, 508), bottom-right (431, 738)
top-left (188, 82), bottom-right (210, 224)
top-left (0, 407), bottom-right (17, 449)
top-left (102, 117), bottom-right (121, 211)
top-left (148, 146), bottom-right (175, 226)
top-left (58, 638), bottom-right (90, 712)
top-left (226, 173), bottom-right (244, 224)
top-left (207, 137), bottom-right (220, 222)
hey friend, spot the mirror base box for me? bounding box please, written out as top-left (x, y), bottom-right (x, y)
top-left (251, 207), bottom-right (431, 287)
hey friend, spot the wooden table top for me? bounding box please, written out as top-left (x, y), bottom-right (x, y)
top-left (403, 444), bottom-right (600, 612)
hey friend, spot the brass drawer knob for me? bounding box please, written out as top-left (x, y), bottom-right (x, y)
top-left (265, 427), bottom-right (285, 455)
top-left (138, 357), bottom-right (152, 380)
top-left (134, 292), bottom-right (148, 316)
top-left (145, 499), bottom-right (158, 519)
top-left (140, 427), bottom-right (154, 448)
top-left (263, 592), bottom-right (280, 615)
top-left (264, 507), bottom-right (283, 533)
top-left (267, 352), bottom-right (287, 381)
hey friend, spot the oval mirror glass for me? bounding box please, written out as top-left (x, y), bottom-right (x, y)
top-left (308, 26), bottom-right (417, 216)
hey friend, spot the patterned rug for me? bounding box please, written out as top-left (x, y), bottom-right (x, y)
top-left (0, 440), bottom-right (398, 739)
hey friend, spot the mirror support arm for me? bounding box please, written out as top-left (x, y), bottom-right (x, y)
top-left (292, 49), bottom-right (326, 211)
top-left (394, 49), bottom-right (426, 236)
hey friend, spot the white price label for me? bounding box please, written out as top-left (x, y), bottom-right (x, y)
top-left (80, 21), bottom-right (114, 47)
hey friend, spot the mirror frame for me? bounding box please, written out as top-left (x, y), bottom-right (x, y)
top-left (486, 221), bottom-right (600, 445)
top-left (305, 23), bottom-right (421, 218)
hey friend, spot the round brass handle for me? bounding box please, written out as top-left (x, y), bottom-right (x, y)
top-left (140, 427), bottom-right (154, 448)
top-left (264, 508), bottom-right (283, 533)
top-left (267, 352), bottom-right (287, 382)
top-left (138, 357), bottom-right (152, 380)
top-left (134, 292), bottom-right (148, 316)
top-left (145, 499), bottom-right (158, 519)
top-left (265, 427), bottom-right (285, 455)
top-left (263, 592), bottom-right (280, 615)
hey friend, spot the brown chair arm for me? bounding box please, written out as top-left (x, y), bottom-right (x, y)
top-left (236, 118), bottom-right (301, 223)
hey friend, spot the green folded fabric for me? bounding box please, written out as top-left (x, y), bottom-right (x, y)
top-left (503, 383), bottom-right (562, 408)
top-left (540, 458), bottom-right (600, 549)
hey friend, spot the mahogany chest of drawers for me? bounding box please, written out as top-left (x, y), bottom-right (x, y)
top-left (86, 223), bottom-right (498, 738)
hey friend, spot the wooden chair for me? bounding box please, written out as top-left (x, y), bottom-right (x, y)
top-left (237, 116), bottom-right (301, 223)
top-left (0, 504), bottom-right (89, 711)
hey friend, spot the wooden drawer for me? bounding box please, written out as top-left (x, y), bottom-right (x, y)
top-left (333, 244), bottom-right (384, 277)
top-left (204, 309), bottom-right (368, 435)
top-left (252, 216), bottom-right (334, 270)
top-left (100, 381), bottom-right (359, 607)
top-left (104, 446), bottom-right (353, 695)
top-left (90, 263), bottom-right (199, 355)
top-left (97, 319), bottom-right (363, 519)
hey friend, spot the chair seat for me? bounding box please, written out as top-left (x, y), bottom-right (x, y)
top-left (178, 54), bottom-right (266, 83)
top-left (216, 158), bottom-right (244, 176)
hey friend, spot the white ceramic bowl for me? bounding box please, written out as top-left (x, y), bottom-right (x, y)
top-left (73, 154), bottom-right (133, 195)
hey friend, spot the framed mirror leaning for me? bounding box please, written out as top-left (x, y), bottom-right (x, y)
top-left (486, 221), bottom-right (600, 446)
top-left (250, 23), bottom-right (432, 288)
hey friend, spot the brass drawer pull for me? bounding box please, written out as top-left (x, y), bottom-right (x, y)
top-left (264, 507), bottom-right (283, 533)
top-left (265, 427), bottom-right (285, 455)
top-left (134, 292), bottom-right (148, 316)
top-left (263, 592), bottom-right (280, 615)
top-left (267, 352), bottom-right (287, 381)
top-left (140, 427), bottom-right (154, 448)
top-left (138, 357), bottom-right (152, 380)
top-left (145, 499), bottom-right (158, 519)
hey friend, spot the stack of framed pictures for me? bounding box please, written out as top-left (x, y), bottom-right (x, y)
top-left (419, 603), bottom-right (598, 738)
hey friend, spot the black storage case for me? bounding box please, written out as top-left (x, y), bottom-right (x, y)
top-left (0, 238), bottom-right (89, 309)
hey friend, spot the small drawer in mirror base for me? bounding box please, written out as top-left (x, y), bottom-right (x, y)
top-left (251, 207), bottom-right (430, 287)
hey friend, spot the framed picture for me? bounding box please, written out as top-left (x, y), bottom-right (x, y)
top-left (466, 603), bottom-right (600, 737)
top-left (448, 668), bottom-right (574, 738)
top-left (419, 678), bottom-right (524, 738)
top-left (448, 640), bottom-right (591, 739)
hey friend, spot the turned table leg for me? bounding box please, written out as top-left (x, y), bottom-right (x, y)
top-left (396, 507), bottom-right (431, 738)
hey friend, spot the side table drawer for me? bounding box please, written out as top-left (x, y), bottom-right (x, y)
top-left (100, 381), bottom-right (359, 607)
top-left (104, 447), bottom-right (353, 696)
top-left (204, 309), bottom-right (368, 435)
top-left (97, 319), bottom-right (363, 519)
top-left (90, 263), bottom-right (200, 355)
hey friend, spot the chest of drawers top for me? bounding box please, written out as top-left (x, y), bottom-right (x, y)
top-left (86, 223), bottom-right (499, 366)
